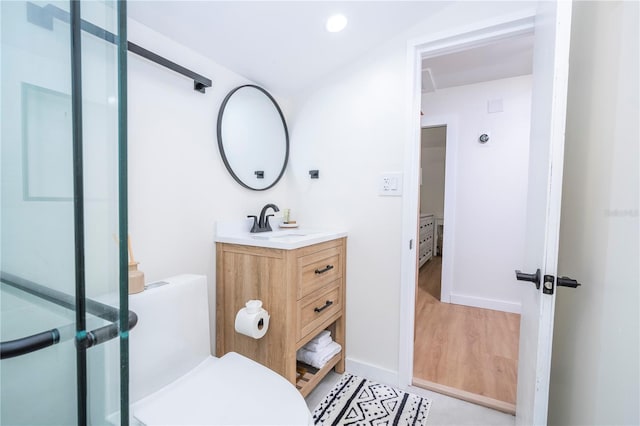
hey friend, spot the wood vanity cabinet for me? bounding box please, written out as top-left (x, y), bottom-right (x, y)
top-left (215, 237), bottom-right (346, 396)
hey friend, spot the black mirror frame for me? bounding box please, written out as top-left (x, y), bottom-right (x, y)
top-left (216, 84), bottom-right (290, 191)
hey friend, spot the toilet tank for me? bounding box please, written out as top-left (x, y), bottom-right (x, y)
top-left (129, 274), bottom-right (211, 403)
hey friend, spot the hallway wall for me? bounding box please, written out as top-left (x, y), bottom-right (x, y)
top-left (421, 75), bottom-right (532, 313)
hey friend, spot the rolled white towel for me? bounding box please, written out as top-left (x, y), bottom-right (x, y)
top-left (296, 341), bottom-right (342, 369)
top-left (304, 338), bottom-right (332, 352)
top-left (303, 339), bottom-right (333, 352)
top-left (309, 330), bottom-right (331, 345)
top-left (302, 330), bottom-right (332, 352)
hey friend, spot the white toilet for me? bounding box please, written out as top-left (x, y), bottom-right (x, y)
top-left (129, 274), bottom-right (312, 425)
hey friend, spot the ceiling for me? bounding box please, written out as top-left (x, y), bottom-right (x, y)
top-left (127, 2), bottom-right (533, 98)
top-left (421, 34), bottom-right (534, 92)
top-left (127, 1), bottom-right (451, 97)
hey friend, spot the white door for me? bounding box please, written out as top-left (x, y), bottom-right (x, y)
top-left (515, 1), bottom-right (574, 425)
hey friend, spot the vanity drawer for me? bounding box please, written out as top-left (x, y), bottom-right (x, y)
top-left (297, 246), bottom-right (342, 299)
top-left (297, 281), bottom-right (342, 341)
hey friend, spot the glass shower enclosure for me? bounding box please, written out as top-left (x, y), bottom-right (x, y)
top-left (1, 1), bottom-right (130, 424)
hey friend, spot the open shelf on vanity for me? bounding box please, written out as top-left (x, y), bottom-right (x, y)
top-left (295, 353), bottom-right (342, 397)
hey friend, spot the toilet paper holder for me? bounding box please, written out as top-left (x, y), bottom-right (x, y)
top-left (245, 299), bottom-right (263, 314)
top-left (235, 300), bottom-right (270, 339)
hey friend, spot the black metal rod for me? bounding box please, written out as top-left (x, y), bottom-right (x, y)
top-left (2, 272), bottom-right (76, 312)
top-left (0, 274), bottom-right (139, 359)
top-left (0, 310), bottom-right (138, 359)
top-left (1, 329), bottom-right (60, 359)
top-left (2, 272), bottom-right (121, 323)
top-left (117, 0), bottom-right (131, 423)
top-left (26, 2), bottom-right (212, 93)
top-left (69, 1), bottom-right (87, 423)
top-left (127, 42), bottom-right (211, 93)
top-left (0, 308), bottom-right (138, 359)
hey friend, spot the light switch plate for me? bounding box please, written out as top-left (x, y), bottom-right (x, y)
top-left (379, 172), bottom-right (403, 196)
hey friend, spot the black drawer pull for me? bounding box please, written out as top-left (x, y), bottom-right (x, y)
top-left (315, 265), bottom-right (334, 274)
top-left (314, 300), bottom-right (334, 313)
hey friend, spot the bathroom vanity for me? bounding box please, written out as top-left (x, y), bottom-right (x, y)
top-left (215, 224), bottom-right (347, 397)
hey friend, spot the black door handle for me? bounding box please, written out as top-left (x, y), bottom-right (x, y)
top-left (557, 276), bottom-right (581, 288)
top-left (515, 269), bottom-right (541, 289)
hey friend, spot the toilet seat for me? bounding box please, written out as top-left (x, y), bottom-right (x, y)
top-left (132, 352), bottom-right (312, 426)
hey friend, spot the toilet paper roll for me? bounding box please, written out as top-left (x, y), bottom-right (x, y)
top-left (234, 306), bottom-right (270, 339)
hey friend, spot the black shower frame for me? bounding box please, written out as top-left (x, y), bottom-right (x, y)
top-left (0, 2), bottom-right (135, 426)
top-left (26, 2), bottom-right (212, 93)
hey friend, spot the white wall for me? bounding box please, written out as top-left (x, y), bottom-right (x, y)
top-left (421, 75), bottom-right (532, 313)
top-left (549, 1), bottom-right (639, 425)
top-left (420, 127), bottom-right (446, 217)
top-left (288, 2), bottom-right (536, 380)
top-left (126, 18), bottom-right (293, 354)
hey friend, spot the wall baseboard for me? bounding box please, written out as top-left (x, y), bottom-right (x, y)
top-left (449, 293), bottom-right (521, 314)
top-left (345, 358), bottom-right (399, 387)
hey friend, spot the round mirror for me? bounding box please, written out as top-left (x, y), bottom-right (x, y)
top-left (217, 85), bottom-right (289, 191)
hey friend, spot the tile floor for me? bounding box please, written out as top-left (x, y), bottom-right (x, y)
top-left (305, 371), bottom-right (515, 426)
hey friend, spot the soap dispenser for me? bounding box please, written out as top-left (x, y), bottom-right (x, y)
top-left (127, 236), bottom-right (144, 294)
top-left (128, 261), bottom-right (145, 294)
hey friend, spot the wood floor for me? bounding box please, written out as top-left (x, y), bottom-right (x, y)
top-left (413, 256), bottom-right (521, 412)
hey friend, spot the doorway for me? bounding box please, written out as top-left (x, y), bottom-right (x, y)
top-left (416, 125), bottom-right (446, 298)
top-left (414, 112), bottom-right (524, 414)
top-left (408, 21), bottom-right (536, 415)
top-left (399, 5), bottom-right (575, 423)
top-left (419, 125), bottom-right (446, 268)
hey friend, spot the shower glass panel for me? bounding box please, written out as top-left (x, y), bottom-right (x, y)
top-left (0, 1), bottom-right (128, 424)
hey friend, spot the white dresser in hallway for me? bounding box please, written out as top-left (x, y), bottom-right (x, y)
top-left (419, 214), bottom-right (434, 267)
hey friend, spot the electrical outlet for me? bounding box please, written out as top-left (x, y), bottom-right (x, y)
top-left (379, 173), bottom-right (403, 196)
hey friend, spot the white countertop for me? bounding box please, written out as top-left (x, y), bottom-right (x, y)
top-left (215, 218), bottom-right (347, 250)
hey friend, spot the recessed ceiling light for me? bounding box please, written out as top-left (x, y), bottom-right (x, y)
top-left (326, 14), bottom-right (347, 33)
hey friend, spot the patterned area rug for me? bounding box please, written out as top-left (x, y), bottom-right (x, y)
top-left (313, 374), bottom-right (432, 425)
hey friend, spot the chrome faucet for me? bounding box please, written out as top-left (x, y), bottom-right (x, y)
top-left (248, 203), bottom-right (280, 233)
